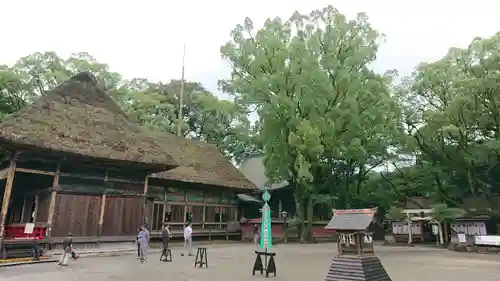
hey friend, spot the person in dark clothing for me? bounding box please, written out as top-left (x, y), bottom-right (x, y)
top-left (136, 228), bottom-right (142, 259)
top-left (160, 222), bottom-right (172, 261)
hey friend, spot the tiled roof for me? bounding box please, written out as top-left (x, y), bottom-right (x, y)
top-left (325, 209), bottom-right (375, 231)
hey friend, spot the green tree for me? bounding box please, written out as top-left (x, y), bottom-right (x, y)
top-left (220, 6), bottom-right (400, 241)
top-left (396, 32), bottom-right (500, 214)
top-left (0, 66), bottom-right (26, 120)
top-left (120, 79), bottom-right (257, 161)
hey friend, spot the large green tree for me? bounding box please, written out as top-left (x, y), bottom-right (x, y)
top-left (221, 6), bottom-right (400, 240)
top-left (395, 32), bottom-right (500, 214)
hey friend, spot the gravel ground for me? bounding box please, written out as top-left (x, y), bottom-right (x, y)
top-left (2, 243), bottom-right (500, 281)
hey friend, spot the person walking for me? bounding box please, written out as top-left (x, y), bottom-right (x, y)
top-left (138, 226), bottom-right (149, 263)
top-left (58, 232), bottom-right (73, 266)
top-left (160, 222), bottom-right (172, 261)
top-left (252, 224), bottom-right (260, 246)
top-left (135, 228), bottom-right (141, 259)
top-left (183, 223), bottom-right (193, 256)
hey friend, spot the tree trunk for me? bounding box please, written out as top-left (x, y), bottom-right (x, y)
top-left (437, 222), bottom-right (444, 245)
top-left (293, 192), bottom-right (306, 244)
top-left (443, 221), bottom-right (449, 244)
top-left (306, 196), bottom-right (313, 242)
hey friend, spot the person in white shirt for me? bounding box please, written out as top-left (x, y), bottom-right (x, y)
top-left (183, 223), bottom-right (193, 256)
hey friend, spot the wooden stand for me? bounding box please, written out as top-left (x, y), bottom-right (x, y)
top-left (194, 247), bottom-right (208, 268)
top-left (253, 250), bottom-right (276, 278)
top-left (160, 248), bottom-right (172, 262)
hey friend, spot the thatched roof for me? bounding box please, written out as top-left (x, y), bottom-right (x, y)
top-left (0, 72), bottom-right (177, 170)
top-left (150, 135), bottom-right (256, 190)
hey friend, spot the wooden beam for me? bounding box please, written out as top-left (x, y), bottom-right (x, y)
top-left (0, 167), bottom-right (11, 180)
top-left (14, 167), bottom-right (143, 184)
top-left (46, 164), bottom-right (60, 239)
top-left (165, 201), bottom-right (236, 207)
top-left (15, 167), bottom-right (55, 176)
top-left (0, 160), bottom-right (16, 238)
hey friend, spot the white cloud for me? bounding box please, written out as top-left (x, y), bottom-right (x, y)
top-left (1, 0), bottom-right (499, 98)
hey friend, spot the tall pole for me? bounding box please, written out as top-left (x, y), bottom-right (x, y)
top-left (177, 44), bottom-right (186, 137)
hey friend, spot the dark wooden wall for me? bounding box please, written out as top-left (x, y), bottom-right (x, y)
top-left (36, 193), bottom-right (51, 223)
top-left (52, 194), bottom-right (101, 237)
top-left (102, 196), bottom-right (143, 236)
top-left (146, 199), bottom-right (153, 227)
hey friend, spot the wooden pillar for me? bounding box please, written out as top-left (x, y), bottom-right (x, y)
top-left (443, 221), bottom-right (449, 244)
top-left (98, 193), bottom-right (107, 236)
top-left (46, 164), bottom-right (60, 239)
top-left (202, 192), bottom-right (206, 230)
top-left (183, 191), bottom-right (187, 225)
top-left (20, 196), bottom-right (27, 223)
top-left (162, 189), bottom-right (167, 223)
top-left (0, 160), bottom-right (16, 238)
top-left (407, 213), bottom-right (412, 245)
top-left (32, 195), bottom-right (39, 223)
top-left (98, 170), bottom-right (108, 237)
top-left (142, 176), bottom-right (149, 227)
top-left (218, 192), bottom-right (223, 229)
top-left (219, 206), bottom-right (223, 229)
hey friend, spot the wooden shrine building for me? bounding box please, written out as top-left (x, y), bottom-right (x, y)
top-left (147, 137), bottom-right (256, 238)
top-left (324, 208), bottom-right (392, 281)
top-left (0, 72), bottom-right (256, 253)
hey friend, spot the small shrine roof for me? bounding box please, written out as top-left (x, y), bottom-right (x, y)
top-left (324, 208), bottom-right (375, 231)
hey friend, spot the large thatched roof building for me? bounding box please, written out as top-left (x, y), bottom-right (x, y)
top-left (0, 72), bottom-right (255, 189)
top-left (0, 73), bottom-right (255, 246)
top-left (0, 72), bottom-right (177, 171)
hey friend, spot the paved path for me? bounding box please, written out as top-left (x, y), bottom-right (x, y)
top-left (3, 244), bottom-right (500, 281)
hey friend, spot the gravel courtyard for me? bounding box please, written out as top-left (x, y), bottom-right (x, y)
top-left (2, 243), bottom-right (500, 281)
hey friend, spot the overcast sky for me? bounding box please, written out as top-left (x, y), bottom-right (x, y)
top-left (1, 0), bottom-right (499, 99)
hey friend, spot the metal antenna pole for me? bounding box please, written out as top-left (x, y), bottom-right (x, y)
top-left (177, 44), bottom-right (186, 137)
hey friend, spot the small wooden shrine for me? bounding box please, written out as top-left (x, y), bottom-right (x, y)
top-left (324, 208), bottom-right (392, 281)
